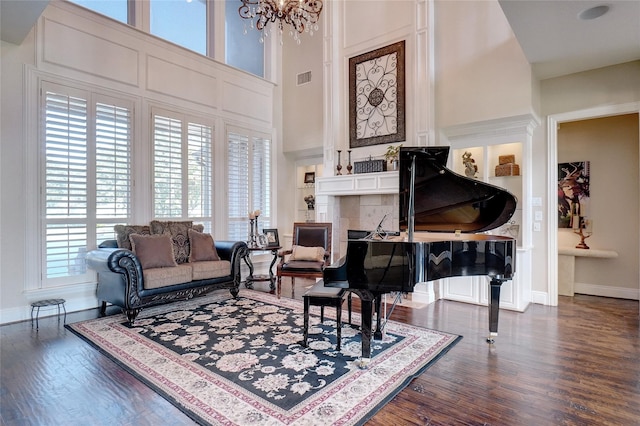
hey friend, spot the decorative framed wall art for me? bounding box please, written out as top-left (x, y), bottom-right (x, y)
top-left (558, 161), bottom-right (590, 228)
top-left (349, 41), bottom-right (406, 148)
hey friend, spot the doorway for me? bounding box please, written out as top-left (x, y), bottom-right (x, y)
top-left (547, 102), bottom-right (640, 307)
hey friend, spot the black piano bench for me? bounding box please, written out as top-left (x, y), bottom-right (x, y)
top-left (303, 280), bottom-right (351, 351)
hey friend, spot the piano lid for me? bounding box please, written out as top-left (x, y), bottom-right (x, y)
top-left (398, 146), bottom-right (517, 233)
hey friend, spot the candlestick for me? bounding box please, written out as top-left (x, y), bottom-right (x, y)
top-left (347, 150), bottom-right (353, 174)
top-left (336, 150), bottom-right (342, 175)
top-left (573, 218), bottom-right (592, 249)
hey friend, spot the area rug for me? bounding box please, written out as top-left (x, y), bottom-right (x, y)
top-left (67, 289), bottom-right (460, 425)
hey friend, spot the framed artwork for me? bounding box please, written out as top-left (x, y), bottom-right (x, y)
top-left (558, 161), bottom-right (590, 228)
top-left (263, 229), bottom-right (280, 247)
top-left (349, 40), bottom-right (406, 148)
top-left (304, 172), bottom-right (315, 184)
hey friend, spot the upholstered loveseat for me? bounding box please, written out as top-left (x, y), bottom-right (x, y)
top-left (86, 221), bottom-right (248, 323)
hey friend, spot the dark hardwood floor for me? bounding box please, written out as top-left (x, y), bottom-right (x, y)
top-left (1, 279), bottom-right (639, 425)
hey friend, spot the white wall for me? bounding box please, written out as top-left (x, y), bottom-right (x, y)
top-left (541, 61), bottom-right (640, 117)
top-left (434, 0), bottom-right (533, 128)
top-left (0, 2), bottom-right (276, 323)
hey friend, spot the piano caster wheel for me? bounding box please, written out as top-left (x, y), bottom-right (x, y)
top-left (356, 358), bottom-right (371, 369)
top-left (486, 332), bottom-right (498, 344)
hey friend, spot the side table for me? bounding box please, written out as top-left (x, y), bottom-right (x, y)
top-left (31, 298), bottom-right (67, 329)
top-left (243, 246), bottom-right (281, 292)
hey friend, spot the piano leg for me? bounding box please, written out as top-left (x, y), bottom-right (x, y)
top-left (373, 295), bottom-right (383, 340)
top-left (487, 278), bottom-right (504, 343)
top-left (351, 290), bottom-right (376, 365)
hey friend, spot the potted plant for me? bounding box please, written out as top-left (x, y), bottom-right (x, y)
top-left (384, 144), bottom-right (402, 170)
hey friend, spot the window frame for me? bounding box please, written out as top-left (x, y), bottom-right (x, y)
top-left (226, 124), bottom-right (273, 242)
top-left (151, 107), bottom-right (216, 232)
top-left (37, 80), bottom-right (135, 288)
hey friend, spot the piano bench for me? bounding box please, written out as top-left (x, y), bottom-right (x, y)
top-left (303, 280), bottom-right (352, 351)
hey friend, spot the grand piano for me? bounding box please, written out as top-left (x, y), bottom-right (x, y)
top-left (322, 146), bottom-right (517, 360)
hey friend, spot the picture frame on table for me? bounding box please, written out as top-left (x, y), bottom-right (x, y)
top-left (263, 229), bottom-right (280, 247)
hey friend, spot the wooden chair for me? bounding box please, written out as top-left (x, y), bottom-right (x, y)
top-left (276, 222), bottom-right (332, 298)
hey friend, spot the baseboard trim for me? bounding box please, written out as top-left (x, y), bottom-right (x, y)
top-left (574, 283), bottom-right (639, 300)
top-left (0, 283), bottom-right (99, 325)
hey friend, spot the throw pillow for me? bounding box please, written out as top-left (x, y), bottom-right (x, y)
top-left (129, 233), bottom-right (177, 269)
top-left (114, 225), bottom-right (151, 251)
top-left (289, 245), bottom-right (325, 262)
top-left (150, 220), bottom-right (194, 264)
top-left (188, 229), bottom-right (220, 262)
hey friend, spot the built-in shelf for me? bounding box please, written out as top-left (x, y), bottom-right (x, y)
top-left (315, 171), bottom-right (399, 197)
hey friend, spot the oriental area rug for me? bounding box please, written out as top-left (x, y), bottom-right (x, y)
top-left (67, 289), bottom-right (460, 425)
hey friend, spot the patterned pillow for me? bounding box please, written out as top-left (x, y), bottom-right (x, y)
top-left (114, 225), bottom-right (151, 250)
top-left (129, 233), bottom-right (177, 269)
top-left (150, 221), bottom-right (194, 264)
top-left (188, 229), bottom-right (220, 262)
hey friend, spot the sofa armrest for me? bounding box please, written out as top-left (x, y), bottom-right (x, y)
top-left (87, 247), bottom-right (145, 310)
top-left (214, 240), bottom-right (248, 281)
top-left (99, 239), bottom-right (118, 248)
top-left (87, 247), bottom-right (143, 277)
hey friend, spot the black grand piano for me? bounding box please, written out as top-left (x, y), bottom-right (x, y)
top-left (322, 146), bottom-right (517, 360)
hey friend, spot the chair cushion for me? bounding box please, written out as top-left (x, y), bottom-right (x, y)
top-left (188, 229), bottom-right (220, 262)
top-left (191, 260), bottom-right (231, 280)
top-left (304, 280), bottom-right (345, 298)
top-left (142, 264), bottom-right (192, 289)
top-left (129, 234), bottom-right (177, 269)
top-left (290, 245), bottom-right (325, 262)
top-left (282, 260), bottom-right (324, 272)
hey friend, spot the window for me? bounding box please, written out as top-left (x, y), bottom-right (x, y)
top-left (153, 112), bottom-right (213, 231)
top-left (67, 0), bottom-right (266, 79)
top-left (43, 83), bottom-right (132, 284)
top-left (68, 0), bottom-right (129, 24)
top-left (227, 128), bottom-right (271, 241)
top-left (225, 0), bottom-right (265, 77)
top-left (150, 0), bottom-right (207, 55)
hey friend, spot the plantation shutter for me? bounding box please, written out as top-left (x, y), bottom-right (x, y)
top-left (95, 101), bottom-right (131, 242)
top-left (42, 85), bottom-right (133, 283)
top-left (152, 112), bottom-right (214, 231)
top-left (187, 123), bottom-right (213, 219)
top-left (226, 129), bottom-right (272, 241)
top-left (44, 90), bottom-right (89, 279)
top-left (228, 132), bottom-right (250, 241)
top-left (252, 136), bottom-right (271, 229)
top-left (153, 115), bottom-right (183, 217)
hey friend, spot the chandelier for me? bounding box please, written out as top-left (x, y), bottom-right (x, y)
top-left (238, 0), bottom-right (323, 43)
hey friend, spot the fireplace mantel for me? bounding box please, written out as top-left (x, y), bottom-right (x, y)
top-left (315, 171), bottom-right (399, 197)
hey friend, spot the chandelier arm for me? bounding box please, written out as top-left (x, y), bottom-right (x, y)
top-left (238, 0), bottom-right (323, 37)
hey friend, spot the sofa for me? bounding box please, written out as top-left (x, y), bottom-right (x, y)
top-left (86, 221), bottom-right (248, 324)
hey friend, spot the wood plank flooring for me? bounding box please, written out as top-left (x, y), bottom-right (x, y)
top-left (1, 279), bottom-right (638, 425)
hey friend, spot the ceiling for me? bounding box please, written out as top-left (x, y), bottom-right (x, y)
top-left (1, 1), bottom-right (639, 80)
top-left (499, 0), bottom-right (640, 79)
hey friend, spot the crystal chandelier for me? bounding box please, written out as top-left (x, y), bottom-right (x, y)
top-left (238, 0), bottom-right (323, 43)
